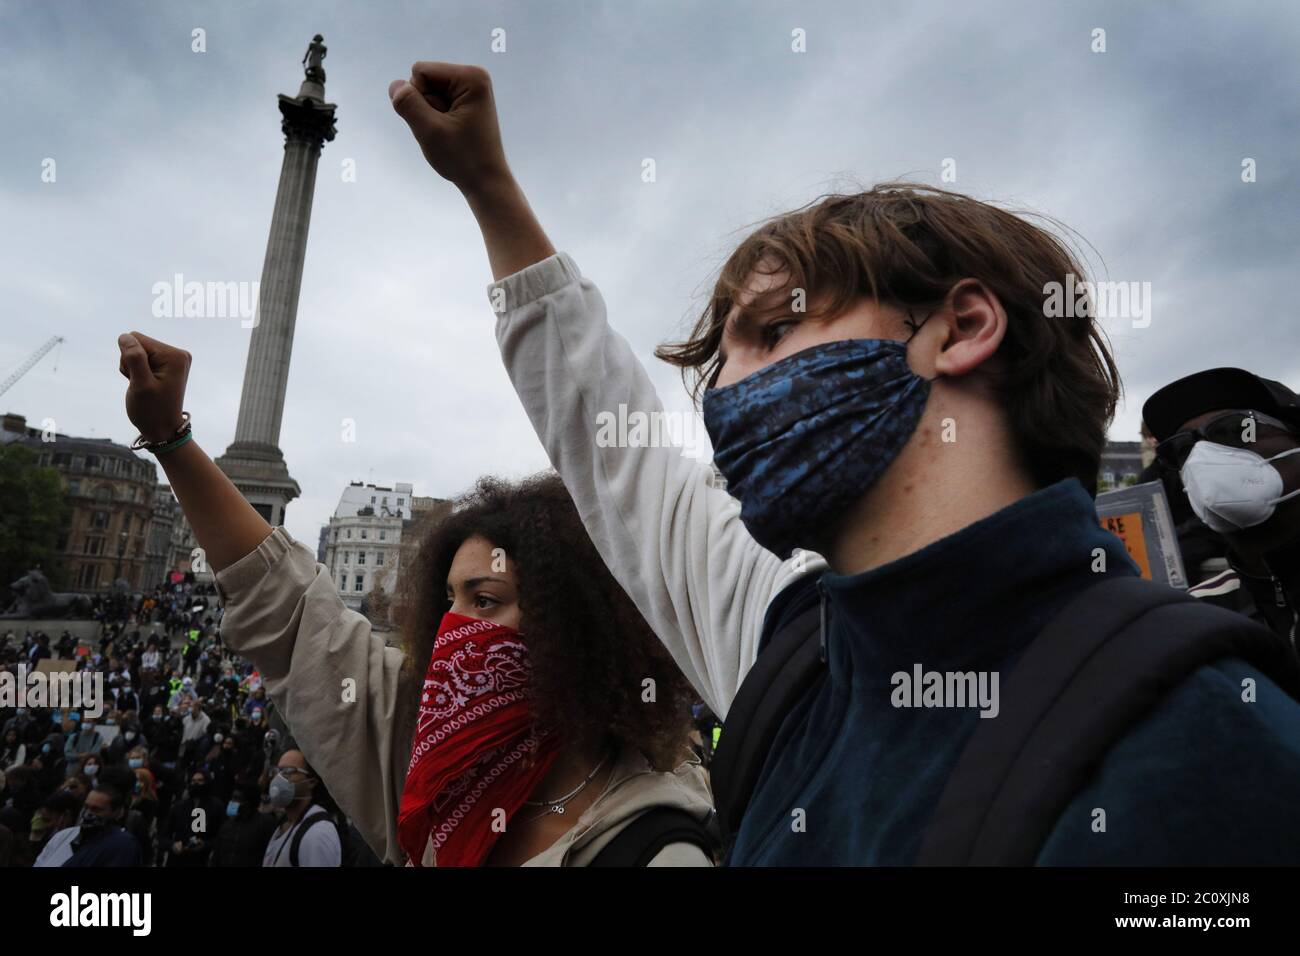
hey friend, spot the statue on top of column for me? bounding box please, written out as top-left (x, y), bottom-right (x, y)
top-left (303, 34), bottom-right (327, 83)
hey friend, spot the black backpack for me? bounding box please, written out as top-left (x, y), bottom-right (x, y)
top-left (588, 807), bottom-right (719, 867)
top-left (290, 811), bottom-right (384, 867)
top-left (711, 574), bottom-right (1300, 865)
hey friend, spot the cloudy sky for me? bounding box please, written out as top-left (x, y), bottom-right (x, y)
top-left (3, 0), bottom-right (1297, 545)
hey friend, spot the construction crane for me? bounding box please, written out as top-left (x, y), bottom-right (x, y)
top-left (0, 335), bottom-right (63, 397)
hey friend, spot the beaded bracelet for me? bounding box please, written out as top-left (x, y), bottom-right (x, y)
top-left (130, 411), bottom-right (193, 455)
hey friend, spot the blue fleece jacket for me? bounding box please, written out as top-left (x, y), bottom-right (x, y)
top-left (728, 479), bottom-right (1300, 865)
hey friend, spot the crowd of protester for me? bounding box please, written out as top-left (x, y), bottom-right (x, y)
top-left (0, 576), bottom-right (340, 867)
top-left (1, 572), bottom-right (721, 868)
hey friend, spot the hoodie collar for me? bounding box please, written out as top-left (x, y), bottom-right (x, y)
top-left (819, 478), bottom-right (1137, 686)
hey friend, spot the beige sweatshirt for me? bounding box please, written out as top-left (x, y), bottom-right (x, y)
top-left (214, 525), bottom-right (714, 866)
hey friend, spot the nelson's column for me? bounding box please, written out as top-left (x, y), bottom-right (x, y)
top-left (215, 35), bottom-right (336, 527)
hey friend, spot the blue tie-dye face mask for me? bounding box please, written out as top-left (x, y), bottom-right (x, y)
top-left (702, 338), bottom-right (931, 557)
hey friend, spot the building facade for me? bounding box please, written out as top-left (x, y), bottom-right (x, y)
top-left (1098, 440), bottom-right (1146, 492)
top-left (6, 414), bottom-right (159, 591)
top-left (323, 481), bottom-right (416, 612)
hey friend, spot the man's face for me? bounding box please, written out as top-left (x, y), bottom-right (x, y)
top-left (1177, 408), bottom-right (1300, 556)
top-left (275, 751), bottom-right (313, 800)
top-left (713, 264), bottom-right (910, 389)
top-left (82, 790), bottom-right (118, 826)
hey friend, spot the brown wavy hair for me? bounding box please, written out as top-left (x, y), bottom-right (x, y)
top-left (655, 182), bottom-right (1121, 495)
top-left (394, 472), bottom-right (695, 771)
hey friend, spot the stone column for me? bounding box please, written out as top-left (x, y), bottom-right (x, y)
top-left (215, 45), bottom-right (337, 528)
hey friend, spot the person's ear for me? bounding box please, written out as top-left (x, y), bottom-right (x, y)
top-left (908, 279), bottom-right (1007, 379)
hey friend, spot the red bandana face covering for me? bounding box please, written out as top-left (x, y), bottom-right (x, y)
top-left (398, 611), bottom-right (561, 867)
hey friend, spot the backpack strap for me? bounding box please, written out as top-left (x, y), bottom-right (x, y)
top-left (711, 576), bottom-right (826, 844)
top-left (917, 575), bottom-right (1300, 866)
top-left (588, 807), bottom-right (717, 867)
top-left (288, 808), bottom-right (333, 867)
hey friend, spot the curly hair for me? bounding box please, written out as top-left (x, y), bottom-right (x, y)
top-left (394, 472), bottom-right (695, 772)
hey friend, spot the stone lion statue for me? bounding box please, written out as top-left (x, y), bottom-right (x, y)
top-left (3, 570), bottom-right (92, 619)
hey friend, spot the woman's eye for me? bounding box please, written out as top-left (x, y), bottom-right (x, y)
top-left (473, 594), bottom-right (499, 609)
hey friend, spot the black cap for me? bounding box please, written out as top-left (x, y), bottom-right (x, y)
top-left (1143, 368), bottom-right (1300, 442)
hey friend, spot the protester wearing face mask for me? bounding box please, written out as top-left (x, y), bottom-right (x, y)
top-left (162, 770), bottom-right (224, 867)
top-left (115, 337), bottom-right (714, 866)
top-left (210, 782), bottom-right (277, 867)
top-left (2, 708), bottom-right (36, 748)
top-left (1145, 369), bottom-right (1300, 653)
top-left (34, 780), bottom-right (141, 867)
top-left (106, 718), bottom-right (147, 765)
top-left (146, 707), bottom-right (180, 764)
top-left (180, 697), bottom-right (211, 759)
top-left (63, 716), bottom-right (102, 760)
top-left (259, 749), bottom-right (342, 867)
top-left (168, 676), bottom-right (196, 712)
top-left (373, 61), bottom-right (1300, 865)
top-left (124, 744), bottom-right (150, 774)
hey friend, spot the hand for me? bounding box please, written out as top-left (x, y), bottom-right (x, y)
top-left (117, 331), bottom-right (191, 443)
top-left (388, 62), bottom-right (511, 196)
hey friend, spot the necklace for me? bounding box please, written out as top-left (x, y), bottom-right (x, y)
top-left (521, 751), bottom-right (611, 819)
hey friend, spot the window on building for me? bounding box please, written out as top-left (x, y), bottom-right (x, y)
top-left (361, 529), bottom-right (368, 539)
top-left (346, 529), bottom-right (352, 539)
top-left (343, 551), bottom-right (350, 564)
top-left (86, 537), bottom-right (105, 556)
top-left (92, 511), bottom-right (109, 529)
top-left (354, 575), bottom-right (364, 592)
top-left (358, 552), bottom-right (366, 565)
top-left (86, 455), bottom-right (99, 470)
top-left (339, 574), bottom-right (346, 590)
top-left (379, 530), bottom-right (386, 541)
top-left (382, 497), bottom-right (388, 506)
top-left (377, 551), bottom-right (384, 565)
top-left (371, 496), bottom-right (376, 504)
top-left (397, 498), bottom-right (405, 506)
top-left (68, 479), bottom-right (81, 495)
top-left (79, 564), bottom-right (100, 589)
